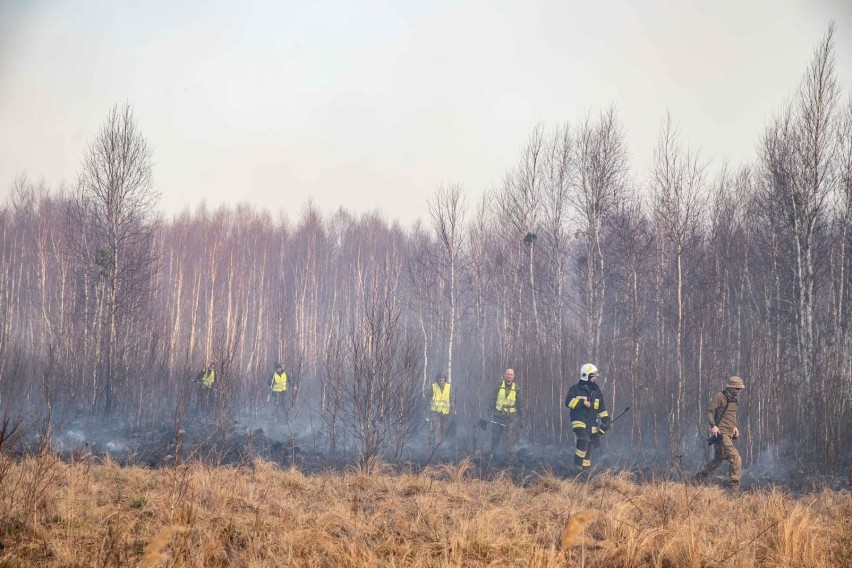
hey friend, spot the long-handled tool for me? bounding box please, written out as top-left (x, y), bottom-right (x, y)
top-left (189, 379), bottom-right (221, 393)
top-left (593, 406), bottom-right (629, 442)
top-left (478, 418), bottom-right (506, 431)
top-left (608, 406), bottom-right (630, 426)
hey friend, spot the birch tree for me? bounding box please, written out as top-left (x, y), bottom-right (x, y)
top-left (571, 106), bottom-right (628, 360)
top-left (427, 183), bottom-right (467, 386)
top-left (650, 111), bottom-right (707, 454)
top-left (68, 103), bottom-right (159, 415)
top-left (759, 24), bottom-right (840, 390)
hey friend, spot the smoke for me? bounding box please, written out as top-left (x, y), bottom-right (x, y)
top-left (1, 396), bottom-right (839, 491)
top-left (742, 441), bottom-right (797, 483)
top-left (57, 429), bottom-right (86, 449)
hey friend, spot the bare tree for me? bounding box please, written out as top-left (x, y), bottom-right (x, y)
top-left (499, 126), bottom-right (545, 344)
top-left (758, 24), bottom-right (840, 391)
top-left (67, 103), bottom-right (160, 415)
top-left (427, 183), bottom-right (467, 386)
top-left (538, 123), bottom-right (573, 440)
top-left (403, 222), bottom-right (439, 394)
top-left (571, 105), bottom-right (629, 359)
top-left (321, 307), bottom-right (347, 455)
top-left (467, 194), bottom-right (497, 386)
top-left (609, 192), bottom-right (653, 448)
top-left (346, 259), bottom-right (421, 463)
top-left (650, 111), bottom-right (707, 454)
top-left (835, 97), bottom-right (852, 415)
top-left (833, 94), bottom-right (852, 335)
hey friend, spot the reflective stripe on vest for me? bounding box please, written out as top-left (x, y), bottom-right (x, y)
top-left (495, 381), bottom-right (517, 412)
top-left (431, 383), bottom-right (451, 414)
top-left (271, 371), bottom-right (288, 392)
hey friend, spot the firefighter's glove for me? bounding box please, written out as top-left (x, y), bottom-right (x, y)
top-left (600, 419), bottom-right (611, 433)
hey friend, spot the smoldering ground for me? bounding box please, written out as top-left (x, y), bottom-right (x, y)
top-left (3, 400), bottom-right (848, 493)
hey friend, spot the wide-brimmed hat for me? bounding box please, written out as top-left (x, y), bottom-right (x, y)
top-left (726, 376), bottom-right (745, 389)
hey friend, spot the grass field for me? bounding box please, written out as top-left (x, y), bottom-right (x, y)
top-left (0, 451), bottom-right (850, 567)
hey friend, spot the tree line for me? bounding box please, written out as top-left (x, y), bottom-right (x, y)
top-left (1, 26), bottom-right (850, 471)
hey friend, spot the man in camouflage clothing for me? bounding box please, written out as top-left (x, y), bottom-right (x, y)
top-left (695, 375), bottom-right (745, 491)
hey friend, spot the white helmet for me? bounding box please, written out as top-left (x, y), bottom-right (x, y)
top-left (580, 363), bottom-right (599, 381)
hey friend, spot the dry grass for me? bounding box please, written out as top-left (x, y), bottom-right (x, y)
top-left (0, 454), bottom-right (849, 567)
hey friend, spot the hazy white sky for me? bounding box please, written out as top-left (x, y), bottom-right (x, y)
top-left (2, 0), bottom-right (851, 226)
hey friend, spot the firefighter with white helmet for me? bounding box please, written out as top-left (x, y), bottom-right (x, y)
top-left (580, 363), bottom-right (598, 381)
top-left (565, 363), bottom-right (610, 469)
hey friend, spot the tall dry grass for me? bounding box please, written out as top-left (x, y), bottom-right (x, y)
top-left (0, 454), bottom-right (849, 567)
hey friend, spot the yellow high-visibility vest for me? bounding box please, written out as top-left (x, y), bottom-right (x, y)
top-left (202, 370), bottom-right (215, 388)
top-left (495, 381), bottom-right (517, 412)
top-left (271, 371), bottom-right (288, 392)
top-left (431, 382), bottom-right (451, 414)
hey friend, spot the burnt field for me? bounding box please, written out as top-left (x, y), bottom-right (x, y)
top-left (10, 410), bottom-right (850, 494)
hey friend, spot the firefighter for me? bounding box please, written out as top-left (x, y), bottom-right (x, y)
top-left (194, 362), bottom-right (216, 415)
top-left (269, 362), bottom-right (291, 411)
top-left (199, 362), bottom-right (216, 389)
top-left (565, 363), bottom-right (610, 470)
top-left (695, 376), bottom-right (745, 491)
top-left (428, 371), bottom-right (452, 451)
top-left (489, 368), bottom-right (522, 459)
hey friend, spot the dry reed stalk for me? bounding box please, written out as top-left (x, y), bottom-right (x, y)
top-left (560, 509), bottom-right (601, 549)
top-left (3, 458), bottom-right (851, 567)
top-left (138, 525), bottom-right (187, 567)
top-left (771, 504), bottom-right (828, 566)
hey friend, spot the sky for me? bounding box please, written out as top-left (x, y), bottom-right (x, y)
top-left (1, 0), bottom-right (851, 227)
